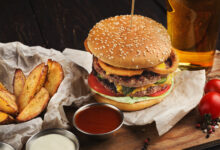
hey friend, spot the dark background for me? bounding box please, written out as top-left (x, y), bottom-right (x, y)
top-left (0, 0), bottom-right (220, 51)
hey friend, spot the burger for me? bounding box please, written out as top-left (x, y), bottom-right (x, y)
top-left (84, 15), bottom-right (178, 111)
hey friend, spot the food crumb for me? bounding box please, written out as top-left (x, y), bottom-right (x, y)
top-left (196, 114), bottom-right (220, 138)
top-left (141, 138), bottom-right (150, 150)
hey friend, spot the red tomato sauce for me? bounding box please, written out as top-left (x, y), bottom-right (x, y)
top-left (74, 105), bottom-right (122, 134)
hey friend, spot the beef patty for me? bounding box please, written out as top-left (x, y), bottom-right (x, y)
top-left (93, 57), bottom-right (167, 87)
top-left (93, 71), bottom-right (169, 97)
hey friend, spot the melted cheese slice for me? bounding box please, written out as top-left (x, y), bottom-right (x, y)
top-left (91, 80), bottom-right (174, 104)
top-left (98, 59), bottom-right (144, 76)
top-left (154, 62), bottom-right (166, 69)
top-left (116, 73), bottom-right (173, 95)
top-left (148, 49), bottom-right (179, 74)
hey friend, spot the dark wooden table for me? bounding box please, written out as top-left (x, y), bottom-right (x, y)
top-left (1, 0), bottom-right (220, 51)
top-left (2, 0), bottom-right (220, 149)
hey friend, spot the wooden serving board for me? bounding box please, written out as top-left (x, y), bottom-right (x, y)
top-left (65, 108), bottom-right (220, 150)
top-left (64, 52), bottom-right (220, 150)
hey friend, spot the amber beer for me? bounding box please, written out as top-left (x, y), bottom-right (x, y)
top-left (166, 0), bottom-right (220, 70)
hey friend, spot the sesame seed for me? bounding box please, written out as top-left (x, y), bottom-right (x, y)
top-left (87, 15), bottom-right (170, 67)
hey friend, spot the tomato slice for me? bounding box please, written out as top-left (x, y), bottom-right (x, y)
top-left (148, 85), bottom-right (171, 97)
top-left (88, 74), bottom-right (116, 96)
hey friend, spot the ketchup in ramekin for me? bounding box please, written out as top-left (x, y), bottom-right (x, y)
top-left (73, 103), bottom-right (123, 136)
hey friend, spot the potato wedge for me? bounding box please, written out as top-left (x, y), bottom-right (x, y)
top-left (13, 69), bottom-right (26, 98)
top-left (0, 111), bottom-right (14, 125)
top-left (0, 89), bottom-right (17, 115)
top-left (44, 59), bottom-right (64, 97)
top-left (0, 89), bottom-right (16, 102)
top-left (18, 63), bottom-right (47, 112)
top-left (36, 65), bottom-right (48, 92)
top-left (16, 87), bottom-right (49, 122)
top-left (0, 82), bottom-right (7, 91)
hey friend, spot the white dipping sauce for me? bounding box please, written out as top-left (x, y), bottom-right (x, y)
top-left (29, 134), bottom-right (75, 150)
top-left (0, 146), bottom-right (13, 150)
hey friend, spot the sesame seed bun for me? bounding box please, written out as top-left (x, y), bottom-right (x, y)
top-left (94, 94), bottom-right (163, 111)
top-left (87, 15), bottom-right (171, 69)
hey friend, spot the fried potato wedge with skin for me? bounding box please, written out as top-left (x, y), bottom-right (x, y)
top-left (0, 89), bottom-right (16, 102)
top-left (16, 87), bottom-right (49, 122)
top-left (0, 90), bottom-right (17, 115)
top-left (35, 65), bottom-right (48, 92)
top-left (44, 59), bottom-right (64, 97)
top-left (0, 82), bottom-right (7, 91)
top-left (18, 63), bottom-right (47, 112)
top-left (0, 111), bottom-right (14, 125)
top-left (13, 69), bottom-right (26, 98)
top-left (0, 82), bottom-right (15, 101)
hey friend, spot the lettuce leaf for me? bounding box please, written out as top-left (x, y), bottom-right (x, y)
top-left (91, 79), bottom-right (174, 104)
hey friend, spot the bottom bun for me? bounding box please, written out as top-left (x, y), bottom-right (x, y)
top-left (94, 94), bottom-right (163, 111)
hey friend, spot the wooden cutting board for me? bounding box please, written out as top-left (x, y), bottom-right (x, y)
top-left (64, 107), bottom-right (219, 150)
top-left (64, 52), bottom-right (220, 150)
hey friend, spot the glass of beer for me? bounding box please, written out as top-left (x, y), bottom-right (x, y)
top-left (166, 0), bottom-right (220, 71)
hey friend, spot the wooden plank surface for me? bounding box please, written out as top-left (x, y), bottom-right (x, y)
top-left (63, 52), bottom-right (220, 150)
top-left (29, 0), bottom-right (167, 51)
top-left (0, 0), bottom-right (220, 51)
top-left (0, 1), bottom-right (220, 149)
top-left (0, 0), bottom-right (45, 47)
top-left (65, 108), bottom-right (220, 150)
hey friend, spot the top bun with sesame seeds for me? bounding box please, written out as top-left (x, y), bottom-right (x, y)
top-left (86, 15), bottom-right (172, 69)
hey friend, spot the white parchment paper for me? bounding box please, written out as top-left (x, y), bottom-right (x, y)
top-left (63, 48), bottom-right (206, 136)
top-left (0, 42), bottom-right (91, 150)
top-left (0, 42), bottom-right (207, 149)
